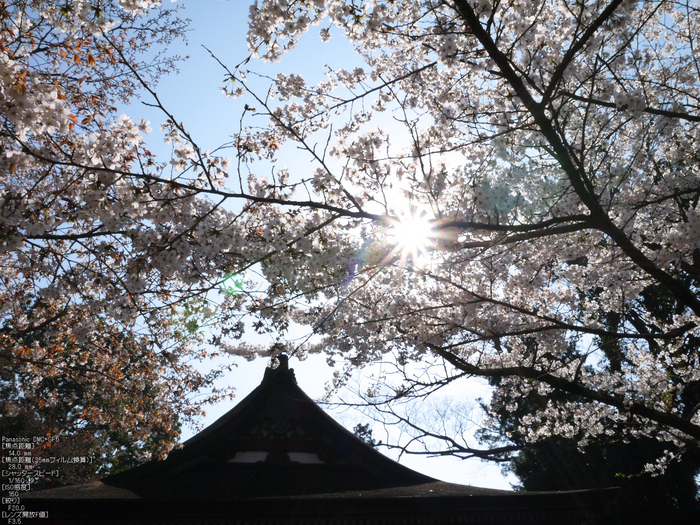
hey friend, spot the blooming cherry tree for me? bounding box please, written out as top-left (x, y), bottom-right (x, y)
top-left (0, 0), bottom-right (243, 471)
top-left (219, 0), bottom-right (700, 470)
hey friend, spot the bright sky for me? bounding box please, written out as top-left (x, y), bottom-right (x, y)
top-left (126, 0), bottom-right (516, 490)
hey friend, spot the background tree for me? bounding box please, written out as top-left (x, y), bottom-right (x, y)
top-left (480, 366), bottom-right (700, 523)
top-left (472, 279), bottom-right (700, 521)
top-left (0, 0), bottom-right (240, 480)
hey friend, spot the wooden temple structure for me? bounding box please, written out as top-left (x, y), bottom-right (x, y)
top-left (22, 357), bottom-right (618, 524)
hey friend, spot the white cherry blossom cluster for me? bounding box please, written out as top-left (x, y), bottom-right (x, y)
top-left (233, 0), bottom-right (700, 472)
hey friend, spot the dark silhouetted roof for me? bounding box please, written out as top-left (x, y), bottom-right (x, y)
top-left (23, 357), bottom-right (619, 524)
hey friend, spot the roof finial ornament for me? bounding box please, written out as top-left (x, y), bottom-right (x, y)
top-left (262, 351), bottom-right (294, 383)
top-left (272, 353), bottom-right (288, 371)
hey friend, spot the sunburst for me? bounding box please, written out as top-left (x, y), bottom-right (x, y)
top-left (386, 212), bottom-right (435, 265)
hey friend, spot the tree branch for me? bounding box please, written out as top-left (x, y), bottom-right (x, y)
top-left (426, 342), bottom-right (700, 443)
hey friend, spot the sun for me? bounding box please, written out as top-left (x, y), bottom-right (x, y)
top-left (386, 213), bottom-right (435, 264)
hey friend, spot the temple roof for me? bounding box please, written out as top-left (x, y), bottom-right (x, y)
top-left (23, 357), bottom-right (619, 524)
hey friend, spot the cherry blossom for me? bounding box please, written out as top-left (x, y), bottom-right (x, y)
top-left (0, 0), bottom-right (238, 471)
top-left (224, 0), bottom-right (700, 471)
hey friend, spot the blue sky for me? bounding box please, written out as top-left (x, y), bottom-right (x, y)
top-left (133, 0), bottom-right (357, 164)
top-left (125, 0), bottom-right (515, 490)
